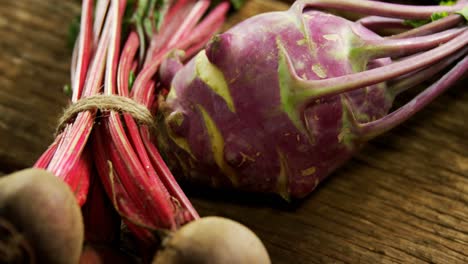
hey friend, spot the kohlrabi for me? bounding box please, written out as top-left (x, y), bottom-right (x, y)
top-left (158, 0), bottom-right (468, 199)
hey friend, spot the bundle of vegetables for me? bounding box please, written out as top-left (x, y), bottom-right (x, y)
top-left (3, 0), bottom-right (467, 262)
top-left (39, 0), bottom-right (229, 233)
top-left (157, 0), bottom-right (468, 200)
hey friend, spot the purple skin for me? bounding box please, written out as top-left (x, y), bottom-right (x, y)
top-left (157, 0), bottom-right (468, 199)
top-left (159, 51), bottom-right (185, 88)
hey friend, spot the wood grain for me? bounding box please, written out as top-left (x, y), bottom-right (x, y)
top-left (1, 0), bottom-right (467, 263)
top-left (0, 0), bottom-right (79, 172)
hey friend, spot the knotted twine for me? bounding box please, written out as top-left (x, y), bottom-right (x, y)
top-left (56, 94), bottom-right (156, 135)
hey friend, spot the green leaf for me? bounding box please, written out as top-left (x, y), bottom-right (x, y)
top-left (210, 0), bottom-right (246, 11)
top-left (431, 11), bottom-right (449, 21)
top-left (63, 84), bottom-right (72, 97)
top-left (403, 19), bottom-right (430, 28)
top-left (143, 16), bottom-right (154, 37)
top-left (122, 0), bottom-right (137, 42)
top-left (154, 0), bottom-right (170, 31)
top-left (67, 15), bottom-right (80, 50)
top-left (128, 71), bottom-right (136, 91)
top-left (229, 0), bottom-right (246, 10)
top-left (403, 0), bottom-right (460, 28)
top-left (439, 0), bottom-right (456, 6)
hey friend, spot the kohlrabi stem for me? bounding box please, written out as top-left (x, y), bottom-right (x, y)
top-left (389, 14), bottom-right (466, 39)
top-left (358, 55), bottom-right (468, 140)
top-left (291, 29), bottom-right (468, 107)
top-left (357, 16), bottom-right (407, 29)
top-left (357, 16), bottom-right (410, 35)
top-left (292, 0), bottom-right (467, 20)
top-left (388, 47), bottom-right (468, 95)
top-left (363, 27), bottom-right (465, 59)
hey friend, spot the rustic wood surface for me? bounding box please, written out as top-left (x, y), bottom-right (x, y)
top-left (1, 0), bottom-right (467, 263)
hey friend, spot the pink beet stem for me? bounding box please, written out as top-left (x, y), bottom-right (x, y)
top-left (178, 2), bottom-right (230, 59)
top-left (98, 0), bottom-right (183, 234)
top-left (92, 125), bottom-right (156, 242)
top-left (144, 0), bottom-right (195, 63)
top-left (36, 0), bottom-right (232, 242)
top-left (93, 0), bottom-right (110, 46)
top-left (117, 31), bottom-right (139, 97)
top-left (72, 148), bottom-right (92, 205)
top-left (72, 0), bottom-right (94, 103)
top-left (141, 127), bottom-right (200, 221)
top-left (41, 0), bottom-right (111, 201)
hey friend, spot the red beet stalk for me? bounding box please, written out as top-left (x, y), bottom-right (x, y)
top-left (35, 0), bottom-right (230, 245)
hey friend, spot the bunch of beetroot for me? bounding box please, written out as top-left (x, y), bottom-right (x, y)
top-left (2, 0), bottom-right (270, 263)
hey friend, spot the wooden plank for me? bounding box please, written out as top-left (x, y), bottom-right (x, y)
top-left (0, 0), bottom-right (79, 172)
top-left (1, 0), bottom-right (467, 263)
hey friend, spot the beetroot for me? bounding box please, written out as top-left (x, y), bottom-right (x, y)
top-left (0, 169), bottom-right (83, 264)
top-left (152, 217), bottom-right (270, 264)
top-left (157, 0), bottom-right (468, 199)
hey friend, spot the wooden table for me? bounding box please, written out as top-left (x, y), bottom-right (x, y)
top-left (1, 0), bottom-right (467, 263)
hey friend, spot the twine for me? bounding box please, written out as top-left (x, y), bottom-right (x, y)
top-left (56, 94), bottom-right (155, 135)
